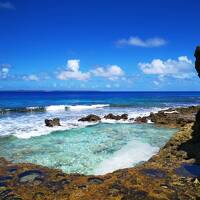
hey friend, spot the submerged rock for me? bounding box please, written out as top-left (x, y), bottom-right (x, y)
top-left (104, 113), bottom-right (128, 120)
top-left (78, 114), bottom-right (101, 122)
top-left (45, 118), bottom-right (61, 127)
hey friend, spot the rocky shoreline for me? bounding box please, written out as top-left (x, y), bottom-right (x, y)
top-left (0, 106), bottom-right (200, 199)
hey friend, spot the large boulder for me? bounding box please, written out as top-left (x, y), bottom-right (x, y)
top-left (194, 46), bottom-right (200, 77)
top-left (104, 113), bottom-right (128, 120)
top-left (78, 114), bottom-right (101, 122)
top-left (45, 118), bottom-right (61, 127)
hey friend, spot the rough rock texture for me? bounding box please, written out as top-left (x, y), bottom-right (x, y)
top-left (195, 46), bottom-right (200, 77)
top-left (45, 118), bottom-right (61, 127)
top-left (78, 114), bottom-right (101, 122)
top-left (134, 116), bottom-right (148, 123)
top-left (104, 113), bottom-right (128, 120)
top-left (1, 108), bottom-right (200, 199)
top-left (134, 106), bottom-right (200, 128)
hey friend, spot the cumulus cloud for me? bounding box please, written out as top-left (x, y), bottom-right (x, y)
top-left (57, 59), bottom-right (90, 81)
top-left (0, 64), bottom-right (11, 79)
top-left (139, 56), bottom-right (194, 79)
top-left (23, 74), bottom-right (39, 81)
top-left (92, 65), bottom-right (124, 80)
top-left (116, 36), bottom-right (167, 47)
top-left (0, 1), bottom-right (15, 9)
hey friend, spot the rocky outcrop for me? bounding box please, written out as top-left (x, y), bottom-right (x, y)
top-left (195, 46), bottom-right (200, 77)
top-left (134, 116), bottom-right (148, 123)
top-left (78, 114), bottom-right (101, 122)
top-left (133, 106), bottom-right (200, 128)
top-left (45, 118), bottom-right (61, 127)
top-left (104, 113), bottom-right (128, 120)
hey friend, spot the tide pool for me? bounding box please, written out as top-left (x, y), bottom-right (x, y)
top-left (0, 123), bottom-right (177, 175)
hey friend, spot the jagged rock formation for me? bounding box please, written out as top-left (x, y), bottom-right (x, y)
top-left (195, 46), bottom-right (200, 77)
top-left (104, 113), bottom-right (128, 120)
top-left (45, 118), bottom-right (61, 127)
top-left (78, 114), bottom-right (101, 122)
top-left (134, 106), bottom-right (199, 128)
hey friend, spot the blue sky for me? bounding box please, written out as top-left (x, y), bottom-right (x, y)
top-left (0, 0), bottom-right (200, 91)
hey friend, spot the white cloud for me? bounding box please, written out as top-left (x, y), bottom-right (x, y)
top-left (57, 59), bottom-right (90, 81)
top-left (116, 36), bottom-right (167, 47)
top-left (92, 65), bottom-right (124, 80)
top-left (0, 1), bottom-right (15, 9)
top-left (139, 56), bottom-right (194, 79)
top-left (67, 59), bottom-right (80, 72)
top-left (0, 64), bottom-right (11, 79)
top-left (23, 74), bottom-right (39, 81)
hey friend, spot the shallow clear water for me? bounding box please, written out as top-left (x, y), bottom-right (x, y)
top-left (0, 123), bottom-right (176, 175)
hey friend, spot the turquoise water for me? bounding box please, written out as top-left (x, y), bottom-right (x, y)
top-left (0, 123), bottom-right (176, 175)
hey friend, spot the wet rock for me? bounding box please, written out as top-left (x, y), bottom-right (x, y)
top-left (46, 181), bottom-right (64, 192)
top-left (104, 113), bottom-right (128, 120)
top-left (78, 114), bottom-right (101, 122)
top-left (0, 176), bottom-right (12, 183)
top-left (88, 177), bottom-right (104, 184)
top-left (0, 182), bottom-right (7, 188)
top-left (134, 116), bottom-right (148, 123)
top-left (195, 46), bottom-right (200, 77)
top-left (7, 167), bottom-right (17, 174)
top-left (18, 170), bottom-right (44, 184)
top-left (60, 178), bottom-right (70, 185)
top-left (45, 118), bottom-right (61, 127)
top-left (148, 106), bottom-right (198, 127)
top-left (77, 184), bottom-right (87, 189)
top-left (0, 189), bottom-right (12, 199)
top-left (141, 168), bottom-right (166, 178)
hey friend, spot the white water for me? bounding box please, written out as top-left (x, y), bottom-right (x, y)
top-left (0, 105), bottom-right (168, 139)
top-left (94, 140), bottom-right (158, 175)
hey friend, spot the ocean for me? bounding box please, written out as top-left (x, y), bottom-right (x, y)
top-left (0, 91), bottom-right (200, 175)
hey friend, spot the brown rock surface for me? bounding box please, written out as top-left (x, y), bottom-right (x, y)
top-left (133, 106), bottom-right (200, 128)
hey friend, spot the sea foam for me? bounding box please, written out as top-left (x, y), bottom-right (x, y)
top-left (94, 140), bottom-right (158, 175)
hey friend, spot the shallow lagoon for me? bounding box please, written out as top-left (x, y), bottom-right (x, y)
top-left (0, 123), bottom-right (177, 175)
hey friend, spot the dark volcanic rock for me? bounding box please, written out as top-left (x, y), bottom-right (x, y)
top-left (78, 114), bottom-right (101, 122)
top-left (45, 118), bottom-right (61, 127)
top-left (194, 46), bottom-right (200, 77)
top-left (134, 116), bottom-right (149, 123)
top-left (104, 113), bottom-right (128, 120)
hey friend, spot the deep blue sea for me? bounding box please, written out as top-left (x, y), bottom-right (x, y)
top-left (0, 91), bottom-right (199, 174)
